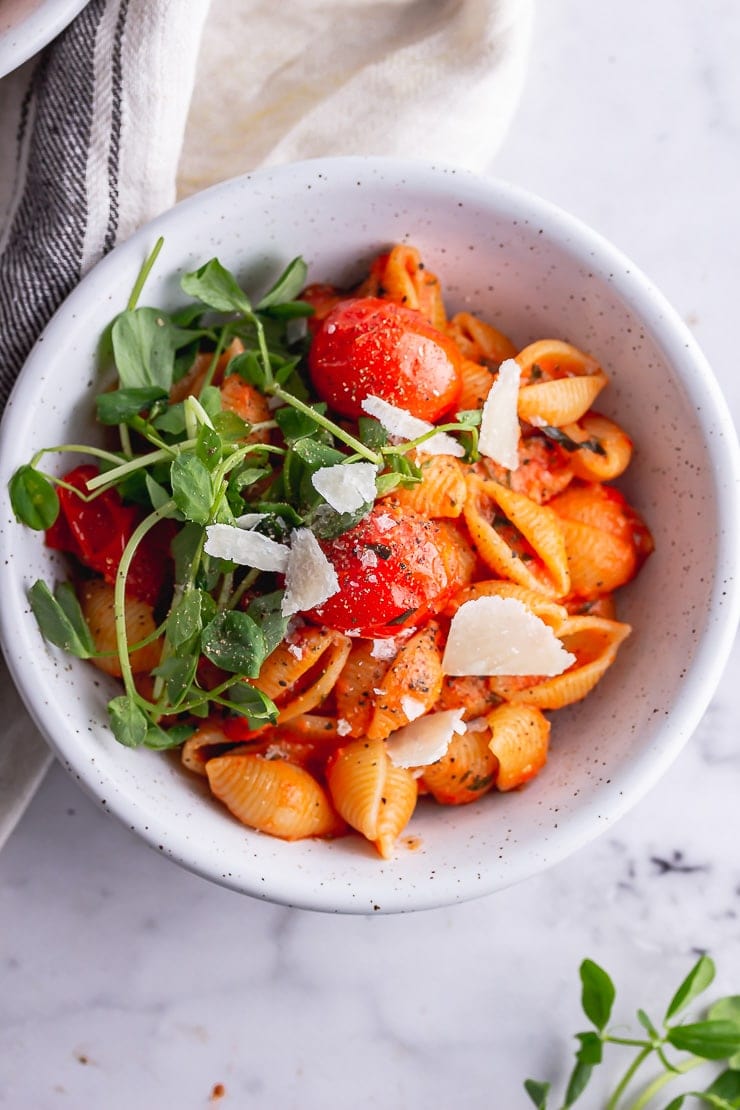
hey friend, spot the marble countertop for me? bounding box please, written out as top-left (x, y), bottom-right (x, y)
top-left (2, 2), bottom-right (739, 1107)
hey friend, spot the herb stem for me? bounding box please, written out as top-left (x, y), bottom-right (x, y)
top-left (225, 567), bottom-right (260, 611)
top-left (113, 502), bottom-right (175, 701)
top-left (127, 237), bottom-right (164, 311)
top-left (269, 384), bottom-right (380, 464)
top-left (624, 1055), bottom-right (703, 1110)
top-left (119, 423), bottom-right (133, 459)
top-left (30, 443), bottom-right (130, 470)
top-left (85, 442), bottom-right (195, 493)
top-left (199, 326), bottom-right (230, 395)
top-left (604, 1046), bottom-right (653, 1110)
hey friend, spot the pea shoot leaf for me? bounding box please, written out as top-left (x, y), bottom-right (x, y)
top-left (143, 722), bottom-right (197, 750)
top-left (96, 386), bottom-right (168, 425)
top-left (246, 590), bottom-right (289, 656)
top-left (28, 581), bottom-right (94, 658)
top-left (171, 454), bottom-right (213, 525)
top-left (181, 258), bottom-right (251, 315)
top-left (580, 959), bottom-right (616, 1031)
top-left (665, 955), bottom-right (716, 1022)
top-left (667, 1021), bottom-right (740, 1060)
top-left (9, 465), bottom-right (59, 530)
top-left (107, 695), bottom-right (149, 748)
top-left (523, 1079), bottom-right (550, 1109)
top-left (112, 307), bottom-right (176, 390)
top-left (708, 998), bottom-right (740, 1069)
top-left (256, 257), bottom-right (308, 310)
top-left (201, 610), bottom-right (267, 676)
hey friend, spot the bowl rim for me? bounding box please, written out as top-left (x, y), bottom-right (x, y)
top-left (1, 156), bottom-right (739, 912)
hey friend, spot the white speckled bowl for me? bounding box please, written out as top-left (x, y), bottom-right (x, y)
top-left (1, 158), bottom-right (739, 913)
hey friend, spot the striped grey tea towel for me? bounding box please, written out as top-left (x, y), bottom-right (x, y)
top-left (0, 0), bottom-right (531, 847)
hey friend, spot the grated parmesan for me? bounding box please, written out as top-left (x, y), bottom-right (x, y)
top-left (360, 394), bottom-right (464, 457)
top-left (311, 461), bottom-right (378, 514)
top-left (204, 523), bottom-right (289, 572)
top-left (478, 358), bottom-right (521, 470)
top-left (442, 596), bottom-right (576, 676)
top-left (385, 708), bottom-right (466, 769)
top-left (281, 527), bottom-right (340, 617)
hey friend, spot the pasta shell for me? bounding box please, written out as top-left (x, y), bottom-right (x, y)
top-left (447, 312), bottom-right (517, 365)
top-left (326, 738), bottom-right (418, 858)
top-left (356, 244), bottom-right (446, 329)
top-left (206, 754), bottom-right (342, 840)
top-left (458, 359), bottom-right (496, 411)
top-left (557, 517), bottom-right (636, 599)
top-left (504, 615), bottom-right (631, 709)
top-left (422, 728), bottom-right (498, 805)
top-left (487, 704), bottom-right (550, 791)
top-left (253, 627), bottom-right (352, 723)
top-left (518, 373), bottom-right (608, 427)
top-left (515, 338), bottom-right (602, 382)
top-left (393, 454), bottom-right (467, 519)
top-left (79, 579), bottom-right (162, 677)
top-left (367, 622), bottom-right (444, 741)
top-left (463, 475), bottom-right (570, 598)
top-left (562, 413), bottom-right (633, 481)
top-left (445, 580), bottom-right (569, 632)
top-left (182, 722), bottom-right (232, 777)
top-left (335, 641), bottom-right (393, 739)
top-left (435, 674), bottom-right (502, 719)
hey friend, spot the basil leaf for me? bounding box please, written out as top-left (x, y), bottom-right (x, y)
top-left (580, 959), bottom-right (615, 1031)
top-left (246, 590), bottom-right (289, 656)
top-left (201, 610), bottom-right (267, 676)
top-left (143, 722), bottom-right (196, 750)
top-left (107, 695), bottom-right (149, 748)
top-left (540, 425), bottom-right (607, 456)
top-left (665, 955), bottom-right (716, 1022)
top-left (667, 1021), bottom-right (740, 1060)
top-left (256, 257), bottom-right (308, 309)
top-left (28, 580), bottom-right (94, 658)
top-left (96, 386), bottom-right (168, 425)
top-left (181, 258), bottom-right (251, 315)
top-left (171, 454), bottom-right (213, 524)
top-left (523, 1079), bottom-right (550, 1109)
top-left (9, 465), bottom-right (59, 530)
top-left (112, 307), bottom-right (176, 390)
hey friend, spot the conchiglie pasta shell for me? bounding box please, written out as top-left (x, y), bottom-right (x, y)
top-left (562, 413), bottom-right (633, 481)
top-left (445, 580), bottom-right (569, 632)
top-left (435, 674), bottom-right (501, 719)
top-left (463, 476), bottom-right (570, 598)
top-left (335, 641), bottom-right (393, 739)
top-left (457, 359), bottom-right (496, 411)
top-left (253, 627), bottom-right (352, 723)
top-left (505, 616), bottom-right (631, 710)
top-left (367, 623), bottom-right (444, 741)
top-left (515, 339), bottom-right (602, 382)
top-left (393, 454), bottom-right (467, 519)
top-left (362, 245), bottom-right (447, 329)
top-left (447, 312), bottom-right (517, 365)
top-left (557, 517), bottom-right (636, 599)
top-left (422, 728), bottom-right (497, 805)
top-left (487, 704), bottom-right (550, 790)
top-left (206, 754), bottom-right (342, 840)
top-left (518, 372), bottom-right (608, 427)
top-left (326, 738), bottom-right (417, 858)
top-left (79, 579), bottom-right (162, 677)
top-left (182, 723), bottom-right (232, 777)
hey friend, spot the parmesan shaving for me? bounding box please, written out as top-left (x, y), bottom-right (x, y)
top-left (370, 638), bottom-right (398, 661)
top-left (311, 461), bottom-right (378, 514)
top-left (400, 695), bottom-right (426, 722)
top-left (385, 708), bottom-right (466, 769)
top-left (478, 358), bottom-right (521, 470)
top-left (234, 512), bottom-right (268, 529)
top-left (281, 527), bottom-right (340, 617)
top-left (442, 596), bottom-right (576, 676)
top-left (360, 394), bottom-right (464, 458)
top-left (204, 523), bottom-right (289, 572)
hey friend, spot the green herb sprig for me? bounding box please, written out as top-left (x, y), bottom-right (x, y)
top-left (525, 956), bottom-right (740, 1110)
top-left (8, 242), bottom-right (490, 751)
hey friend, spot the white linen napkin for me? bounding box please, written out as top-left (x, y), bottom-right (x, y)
top-left (0, 0), bottom-right (532, 847)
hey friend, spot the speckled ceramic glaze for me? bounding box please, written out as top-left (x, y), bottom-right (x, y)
top-left (1, 158), bottom-right (738, 913)
top-left (0, 0), bottom-right (89, 77)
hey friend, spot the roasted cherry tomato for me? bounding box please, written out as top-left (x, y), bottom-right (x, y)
top-left (45, 465), bottom-right (174, 607)
top-left (308, 296), bottom-right (463, 422)
top-left (308, 503), bottom-right (470, 638)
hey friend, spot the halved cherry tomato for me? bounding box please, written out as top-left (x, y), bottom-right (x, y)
top-left (308, 297), bottom-right (463, 422)
top-left (45, 465), bottom-right (174, 606)
top-left (308, 503), bottom-right (468, 638)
